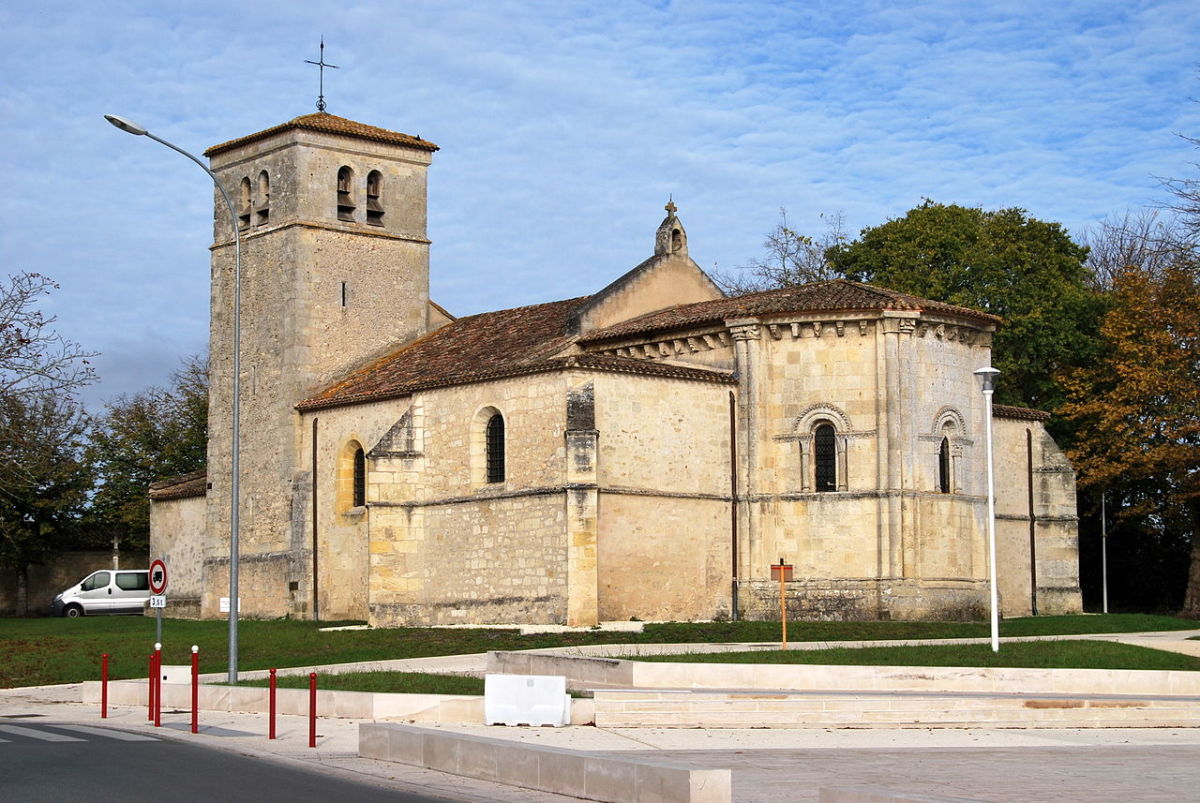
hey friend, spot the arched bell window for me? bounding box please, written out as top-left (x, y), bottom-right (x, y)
top-left (238, 177), bottom-right (252, 230)
top-left (255, 170), bottom-right (270, 225)
top-left (366, 170), bottom-right (384, 226)
top-left (337, 166), bottom-right (355, 221)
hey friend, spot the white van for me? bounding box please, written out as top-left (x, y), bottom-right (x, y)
top-left (52, 569), bottom-right (150, 617)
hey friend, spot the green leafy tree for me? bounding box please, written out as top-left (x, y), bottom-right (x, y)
top-left (0, 392), bottom-right (93, 614)
top-left (1059, 262), bottom-right (1200, 617)
top-left (825, 201), bottom-right (1104, 412)
top-left (86, 355), bottom-right (208, 553)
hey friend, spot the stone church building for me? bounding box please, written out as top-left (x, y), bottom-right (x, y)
top-left (149, 112), bottom-right (1082, 626)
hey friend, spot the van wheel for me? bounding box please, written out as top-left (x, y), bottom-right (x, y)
top-left (63, 604), bottom-right (83, 618)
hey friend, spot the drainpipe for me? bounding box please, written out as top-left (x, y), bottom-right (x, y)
top-left (312, 418), bottom-right (319, 622)
top-left (1027, 428), bottom-right (1038, 615)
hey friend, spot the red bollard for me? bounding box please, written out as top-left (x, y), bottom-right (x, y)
top-left (100, 654), bottom-right (109, 719)
top-left (190, 645), bottom-right (199, 734)
top-left (153, 643), bottom-right (162, 728)
top-left (308, 672), bottom-right (317, 748)
top-left (268, 669), bottom-right (277, 740)
top-left (147, 653), bottom-right (155, 721)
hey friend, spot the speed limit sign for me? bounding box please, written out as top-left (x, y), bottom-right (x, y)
top-left (149, 559), bottom-right (168, 595)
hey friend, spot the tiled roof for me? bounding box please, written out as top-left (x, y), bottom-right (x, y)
top-left (205, 113), bottom-right (438, 157)
top-left (149, 470), bottom-right (207, 501)
top-left (298, 298), bottom-right (735, 412)
top-left (994, 404), bottom-right (1051, 422)
top-left (578, 279), bottom-right (1001, 344)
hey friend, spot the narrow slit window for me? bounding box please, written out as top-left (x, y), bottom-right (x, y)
top-left (938, 436), bottom-right (951, 493)
top-left (486, 413), bottom-right (505, 484)
top-left (366, 170), bottom-right (384, 226)
top-left (352, 446), bottom-right (366, 507)
top-left (337, 166), bottom-right (355, 222)
top-left (814, 423), bottom-right (837, 492)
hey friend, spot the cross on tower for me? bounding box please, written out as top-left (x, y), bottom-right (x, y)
top-left (665, 198), bottom-right (678, 216)
top-left (305, 38), bottom-right (340, 113)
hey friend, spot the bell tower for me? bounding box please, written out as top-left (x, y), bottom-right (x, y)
top-left (200, 113), bottom-right (438, 618)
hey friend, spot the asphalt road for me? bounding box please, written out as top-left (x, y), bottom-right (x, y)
top-left (0, 719), bottom-right (451, 802)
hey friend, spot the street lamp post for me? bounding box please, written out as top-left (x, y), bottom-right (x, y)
top-left (974, 366), bottom-right (1001, 653)
top-left (105, 114), bottom-right (243, 683)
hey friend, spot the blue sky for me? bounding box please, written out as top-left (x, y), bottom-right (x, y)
top-left (1, 0), bottom-right (1197, 410)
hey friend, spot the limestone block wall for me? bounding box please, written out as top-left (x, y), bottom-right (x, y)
top-left (993, 417), bottom-right (1082, 616)
top-left (737, 312), bottom-right (996, 620)
top-left (303, 372), bottom-right (573, 626)
top-left (148, 494), bottom-right (207, 617)
top-left (593, 373), bottom-right (733, 621)
top-left (202, 126), bottom-right (433, 621)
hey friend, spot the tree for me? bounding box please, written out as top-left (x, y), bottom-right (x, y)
top-left (0, 273), bottom-right (96, 614)
top-left (1, 273), bottom-right (96, 399)
top-left (825, 201), bottom-right (1104, 412)
top-left (1059, 262), bottom-right (1200, 617)
top-left (0, 392), bottom-right (93, 614)
top-left (1081, 209), bottom-right (1190, 290)
top-left (86, 355), bottom-right (208, 553)
top-left (715, 209), bottom-right (848, 295)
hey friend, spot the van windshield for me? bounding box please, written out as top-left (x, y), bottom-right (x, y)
top-left (81, 572), bottom-right (110, 591)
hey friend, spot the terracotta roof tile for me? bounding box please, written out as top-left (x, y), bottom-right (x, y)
top-left (205, 113), bottom-right (438, 157)
top-left (298, 297), bottom-right (735, 412)
top-left (149, 470), bottom-right (207, 501)
top-left (578, 279), bottom-right (1001, 344)
top-left (994, 404), bottom-right (1051, 422)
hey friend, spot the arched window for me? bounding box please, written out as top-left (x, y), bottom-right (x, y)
top-left (366, 170), bottom-right (384, 226)
top-left (352, 446), bottom-right (366, 507)
top-left (238, 177), bottom-right (252, 230)
top-left (938, 436), bottom-right (951, 493)
top-left (814, 422), bottom-right (837, 492)
top-left (486, 413), bottom-right (505, 484)
top-left (255, 170), bottom-right (270, 225)
top-left (337, 166), bottom-right (355, 222)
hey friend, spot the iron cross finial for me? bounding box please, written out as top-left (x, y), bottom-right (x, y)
top-left (305, 37), bottom-right (340, 113)
top-left (665, 197), bottom-right (678, 216)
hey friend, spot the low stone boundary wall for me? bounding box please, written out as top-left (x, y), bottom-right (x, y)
top-left (359, 722), bottom-right (731, 803)
top-left (82, 679), bottom-right (595, 724)
top-left (83, 680), bottom-right (482, 722)
top-left (591, 688), bottom-right (1200, 729)
top-left (489, 651), bottom-right (1200, 697)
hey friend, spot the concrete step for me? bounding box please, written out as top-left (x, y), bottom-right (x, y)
top-left (590, 687), bottom-right (1200, 729)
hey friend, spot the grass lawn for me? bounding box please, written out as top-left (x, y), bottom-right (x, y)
top-left (0, 612), bottom-right (1195, 688)
top-left (629, 640), bottom-right (1200, 672)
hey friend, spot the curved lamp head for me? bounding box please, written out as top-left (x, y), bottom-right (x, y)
top-left (104, 114), bottom-right (148, 136)
top-left (974, 366), bottom-right (1000, 393)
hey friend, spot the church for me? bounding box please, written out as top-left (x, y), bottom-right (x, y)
top-left (148, 112), bottom-right (1082, 626)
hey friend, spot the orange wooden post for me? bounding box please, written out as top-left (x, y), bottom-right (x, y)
top-left (771, 559), bottom-right (793, 650)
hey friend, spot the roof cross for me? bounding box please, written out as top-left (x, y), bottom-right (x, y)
top-left (305, 38), bottom-right (340, 113)
top-left (665, 197), bottom-right (678, 216)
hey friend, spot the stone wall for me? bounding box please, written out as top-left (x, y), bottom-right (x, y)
top-left (203, 125), bottom-right (433, 620)
top-left (0, 551), bottom-right (145, 616)
top-left (148, 493), bottom-right (207, 618)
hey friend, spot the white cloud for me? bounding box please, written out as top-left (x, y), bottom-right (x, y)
top-left (2, 0), bottom-right (1198, 407)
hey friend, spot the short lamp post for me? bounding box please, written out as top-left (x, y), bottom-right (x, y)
top-left (105, 114), bottom-right (243, 683)
top-left (974, 366), bottom-right (1001, 653)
